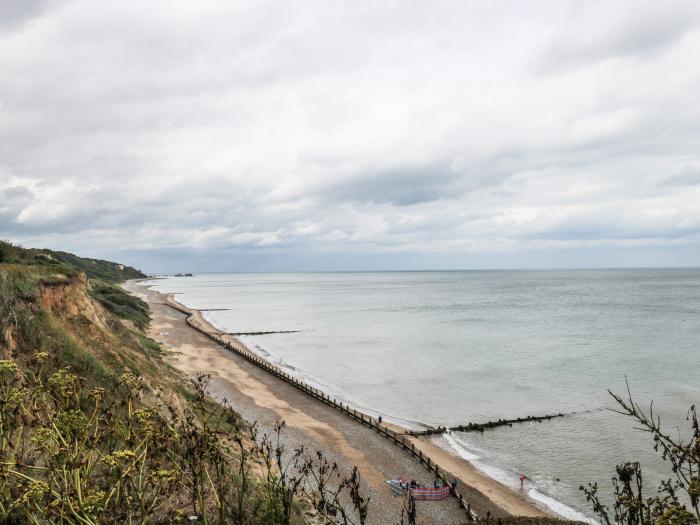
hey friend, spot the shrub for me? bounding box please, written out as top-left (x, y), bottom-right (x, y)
top-left (581, 384), bottom-right (699, 525)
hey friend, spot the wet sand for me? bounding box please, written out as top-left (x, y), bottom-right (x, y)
top-left (125, 281), bottom-right (551, 524)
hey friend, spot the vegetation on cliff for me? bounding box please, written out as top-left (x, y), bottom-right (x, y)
top-left (0, 242), bottom-right (145, 284)
top-left (0, 242), bottom-right (373, 524)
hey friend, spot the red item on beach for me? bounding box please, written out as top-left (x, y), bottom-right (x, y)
top-left (386, 479), bottom-right (451, 500)
top-left (409, 484), bottom-right (451, 500)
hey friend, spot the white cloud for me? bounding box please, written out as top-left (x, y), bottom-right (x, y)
top-left (1, 0), bottom-right (700, 270)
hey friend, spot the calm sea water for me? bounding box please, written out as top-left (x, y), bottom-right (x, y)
top-left (147, 270), bottom-right (700, 521)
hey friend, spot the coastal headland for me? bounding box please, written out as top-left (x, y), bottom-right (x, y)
top-left (125, 280), bottom-right (557, 525)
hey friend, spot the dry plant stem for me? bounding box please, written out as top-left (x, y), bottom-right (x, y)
top-left (581, 380), bottom-right (699, 525)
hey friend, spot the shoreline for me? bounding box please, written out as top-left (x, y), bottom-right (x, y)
top-left (193, 299), bottom-right (593, 521)
top-left (164, 291), bottom-right (421, 435)
top-left (127, 279), bottom-right (560, 522)
top-left (196, 304), bottom-right (593, 522)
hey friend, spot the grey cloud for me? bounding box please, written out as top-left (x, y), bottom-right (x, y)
top-left (539, 1), bottom-right (700, 71)
top-left (0, 184), bottom-right (34, 233)
top-left (1, 185), bottom-right (33, 201)
top-left (0, 0), bottom-right (58, 30)
top-left (660, 165), bottom-right (700, 187)
top-left (1, 1), bottom-right (700, 270)
top-left (519, 224), bottom-right (700, 242)
top-left (0, 185), bottom-right (34, 216)
top-left (318, 165), bottom-right (460, 206)
top-left (312, 155), bottom-right (520, 208)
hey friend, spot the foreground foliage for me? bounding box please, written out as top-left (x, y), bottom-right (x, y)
top-left (0, 357), bottom-right (316, 524)
top-left (581, 386), bottom-right (699, 525)
top-left (0, 245), bottom-right (377, 524)
top-left (0, 356), bottom-right (380, 524)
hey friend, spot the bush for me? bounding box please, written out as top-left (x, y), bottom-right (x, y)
top-left (0, 363), bottom-right (373, 525)
top-left (89, 280), bottom-right (150, 329)
top-left (581, 385), bottom-right (699, 525)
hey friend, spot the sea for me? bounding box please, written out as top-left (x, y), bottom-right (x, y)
top-left (146, 269), bottom-right (700, 522)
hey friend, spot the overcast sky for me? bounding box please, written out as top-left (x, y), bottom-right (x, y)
top-left (1, 0), bottom-right (700, 272)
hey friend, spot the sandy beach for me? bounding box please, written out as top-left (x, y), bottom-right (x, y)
top-left (125, 281), bottom-right (552, 525)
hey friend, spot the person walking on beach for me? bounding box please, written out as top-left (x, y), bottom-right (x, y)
top-left (519, 474), bottom-right (526, 489)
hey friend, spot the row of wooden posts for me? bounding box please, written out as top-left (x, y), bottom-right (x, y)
top-left (164, 297), bottom-right (477, 521)
top-left (407, 412), bottom-right (566, 437)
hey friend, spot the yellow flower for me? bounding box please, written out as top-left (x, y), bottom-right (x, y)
top-left (154, 469), bottom-right (178, 484)
top-left (31, 427), bottom-right (55, 448)
top-left (0, 360), bottom-right (19, 377)
top-left (17, 480), bottom-right (49, 506)
top-left (89, 387), bottom-right (105, 401)
top-left (55, 409), bottom-right (89, 438)
top-left (658, 506), bottom-right (697, 525)
top-left (83, 489), bottom-right (106, 513)
top-left (104, 449), bottom-right (137, 469)
top-left (48, 367), bottom-right (78, 398)
top-left (118, 372), bottom-right (141, 391)
top-left (134, 408), bottom-right (153, 424)
top-left (32, 352), bottom-right (50, 363)
top-left (5, 387), bottom-right (26, 410)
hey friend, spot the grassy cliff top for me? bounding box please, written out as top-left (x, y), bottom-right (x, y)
top-left (0, 241), bottom-right (145, 284)
top-left (1, 241), bottom-right (149, 329)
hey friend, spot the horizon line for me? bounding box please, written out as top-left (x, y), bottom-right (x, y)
top-left (148, 266), bottom-right (700, 276)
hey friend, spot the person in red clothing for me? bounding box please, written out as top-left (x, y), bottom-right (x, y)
top-left (519, 474), bottom-right (526, 488)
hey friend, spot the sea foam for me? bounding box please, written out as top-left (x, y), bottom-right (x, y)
top-left (444, 433), bottom-right (596, 524)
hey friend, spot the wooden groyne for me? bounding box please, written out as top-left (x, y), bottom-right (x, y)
top-left (228, 330), bottom-right (301, 336)
top-left (407, 413), bottom-right (567, 437)
top-left (162, 295), bottom-right (477, 520)
top-left (164, 297), bottom-right (194, 315)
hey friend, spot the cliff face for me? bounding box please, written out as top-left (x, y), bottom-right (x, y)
top-left (0, 245), bottom-right (314, 525)
top-left (0, 246), bottom-right (177, 404)
top-left (0, 241), bottom-right (162, 383)
top-left (39, 273), bottom-right (107, 328)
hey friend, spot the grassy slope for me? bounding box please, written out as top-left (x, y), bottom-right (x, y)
top-left (0, 241), bottom-right (145, 283)
top-left (1, 241), bottom-right (150, 329)
top-left (40, 248), bottom-right (145, 283)
top-left (0, 243), bottom-right (311, 524)
top-left (0, 241), bottom-right (188, 414)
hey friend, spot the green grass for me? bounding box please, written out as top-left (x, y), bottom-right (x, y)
top-left (88, 281), bottom-right (150, 330)
top-left (51, 322), bottom-right (113, 385)
top-left (43, 248), bottom-right (145, 283)
top-left (135, 331), bottom-right (165, 357)
top-left (0, 241), bottom-right (145, 284)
